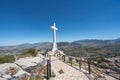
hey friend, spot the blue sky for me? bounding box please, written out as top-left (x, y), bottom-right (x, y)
top-left (0, 0), bottom-right (120, 46)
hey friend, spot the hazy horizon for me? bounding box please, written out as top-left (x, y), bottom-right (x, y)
top-left (0, 38), bottom-right (120, 46)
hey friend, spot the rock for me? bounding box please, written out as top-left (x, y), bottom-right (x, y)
top-left (0, 54), bottom-right (46, 80)
top-left (14, 54), bottom-right (46, 74)
top-left (0, 63), bottom-right (30, 80)
top-left (15, 54), bottom-right (46, 69)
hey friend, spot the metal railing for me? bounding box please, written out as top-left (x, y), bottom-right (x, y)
top-left (56, 53), bottom-right (106, 80)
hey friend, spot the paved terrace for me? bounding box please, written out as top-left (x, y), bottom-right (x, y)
top-left (51, 56), bottom-right (89, 80)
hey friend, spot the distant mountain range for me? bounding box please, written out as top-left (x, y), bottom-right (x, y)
top-left (0, 38), bottom-right (120, 55)
top-left (73, 38), bottom-right (120, 46)
top-left (0, 42), bottom-right (52, 55)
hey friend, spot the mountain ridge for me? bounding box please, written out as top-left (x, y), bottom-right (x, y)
top-left (1, 38), bottom-right (120, 47)
top-left (0, 38), bottom-right (120, 55)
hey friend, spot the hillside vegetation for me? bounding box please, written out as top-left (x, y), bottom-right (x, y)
top-left (0, 48), bottom-right (37, 64)
top-left (0, 55), bottom-right (15, 64)
top-left (62, 45), bottom-right (120, 57)
top-left (19, 48), bottom-right (37, 58)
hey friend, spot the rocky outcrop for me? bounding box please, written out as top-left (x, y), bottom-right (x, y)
top-left (15, 54), bottom-right (46, 74)
top-left (0, 63), bottom-right (30, 80)
top-left (0, 54), bottom-right (46, 80)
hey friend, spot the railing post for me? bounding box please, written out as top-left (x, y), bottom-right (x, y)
top-left (63, 55), bottom-right (66, 62)
top-left (47, 60), bottom-right (50, 80)
top-left (49, 55), bottom-right (51, 77)
top-left (88, 59), bottom-right (91, 75)
top-left (70, 57), bottom-right (73, 66)
top-left (75, 58), bottom-right (78, 63)
top-left (79, 59), bottom-right (81, 70)
top-left (46, 55), bottom-right (51, 80)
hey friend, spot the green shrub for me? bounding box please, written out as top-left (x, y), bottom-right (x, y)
top-left (34, 74), bottom-right (44, 80)
top-left (19, 48), bottom-right (37, 58)
top-left (58, 69), bottom-right (64, 74)
top-left (0, 55), bottom-right (15, 64)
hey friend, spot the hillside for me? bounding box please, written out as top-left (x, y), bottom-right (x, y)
top-left (0, 42), bottom-right (52, 56)
top-left (0, 38), bottom-right (120, 57)
top-left (73, 38), bottom-right (120, 46)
